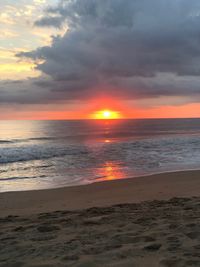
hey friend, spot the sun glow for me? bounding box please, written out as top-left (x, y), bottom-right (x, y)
top-left (92, 109), bottom-right (122, 119)
top-left (96, 161), bottom-right (125, 181)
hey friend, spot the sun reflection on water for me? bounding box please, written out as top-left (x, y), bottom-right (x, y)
top-left (97, 161), bottom-right (126, 181)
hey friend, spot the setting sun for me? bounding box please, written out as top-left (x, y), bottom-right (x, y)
top-left (92, 109), bottom-right (122, 119)
top-left (103, 110), bottom-right (111, 118)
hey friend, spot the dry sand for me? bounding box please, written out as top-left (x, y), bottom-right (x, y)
top-left (0, 170), bottom-right (200, 266)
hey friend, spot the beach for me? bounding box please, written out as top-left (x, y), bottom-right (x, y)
top-left (1, 0), bottom-right (200, 265)
top-left (0, 170), bottom-right (200, 266)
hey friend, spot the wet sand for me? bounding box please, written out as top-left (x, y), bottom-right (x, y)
top-left (0, 170), bottom-right (200, 266)
top-left (0, 170), bottom-right (200, 217)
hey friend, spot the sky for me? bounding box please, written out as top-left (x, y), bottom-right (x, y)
top-left (1, 0), bottom-right (200, 119)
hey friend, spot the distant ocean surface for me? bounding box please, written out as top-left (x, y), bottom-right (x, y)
top-left (0, 119), bottom-right (200, 192)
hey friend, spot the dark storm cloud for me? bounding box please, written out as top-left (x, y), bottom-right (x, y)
top-left (8, 0), bottom-right (200, 103)
top-left (1, 74), bottom-right (200, 104)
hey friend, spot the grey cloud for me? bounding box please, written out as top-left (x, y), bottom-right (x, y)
top-left (35, 16), bottom-right (63, 28)
top-left (0, 78), bottom-right (63, 104)
top-left (14, 0), bottom-right (200, 104)
top-left (1, 73), bottom-right (200, 105)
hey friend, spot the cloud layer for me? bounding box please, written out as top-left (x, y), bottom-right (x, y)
top-left (2, 0), bottom-right (200, 104)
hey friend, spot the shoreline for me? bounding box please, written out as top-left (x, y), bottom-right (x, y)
top-left (2, 167), bottom-right (200, 194)
top-left (1, 169), bottom-right (200, 217)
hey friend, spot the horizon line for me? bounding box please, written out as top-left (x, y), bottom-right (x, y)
top-left (1, 117), bottom-right (200, 121)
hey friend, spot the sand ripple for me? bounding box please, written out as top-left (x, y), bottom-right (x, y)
top-left (0, 197), bottom-right (200, 266)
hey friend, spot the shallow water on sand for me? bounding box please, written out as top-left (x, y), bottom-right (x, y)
top-left (0, 118), bottom-right (200, 192)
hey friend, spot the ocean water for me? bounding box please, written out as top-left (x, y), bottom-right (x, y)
top-left (0, 119), bottom-right (200, 192)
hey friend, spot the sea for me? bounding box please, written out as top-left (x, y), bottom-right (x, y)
top-left (0, 118), bottom-right (200, 192)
